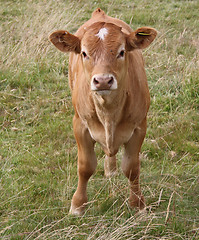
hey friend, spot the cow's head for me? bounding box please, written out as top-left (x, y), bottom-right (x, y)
top-left (49, 22), bottom-right (157, 96)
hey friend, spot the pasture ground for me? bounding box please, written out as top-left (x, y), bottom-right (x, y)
top-left (0, 0), bottom-right (198, 239)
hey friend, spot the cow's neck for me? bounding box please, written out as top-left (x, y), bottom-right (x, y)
top-left (93, 87), bottom-right (126, 107)
top-left (92, 89), bottom-right (127, 155)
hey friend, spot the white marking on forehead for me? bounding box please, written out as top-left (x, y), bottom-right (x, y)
top-left (95, 28), bottom-right (108, 40)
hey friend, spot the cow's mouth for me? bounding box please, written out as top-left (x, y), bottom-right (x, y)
top-left (94, 89), bottom-right (112, 96)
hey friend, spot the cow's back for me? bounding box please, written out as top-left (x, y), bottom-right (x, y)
top-left (76, 8), bottom-right (133, 38)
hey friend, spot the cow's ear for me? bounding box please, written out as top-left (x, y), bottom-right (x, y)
top-left (126, 27), bottom-right (157, 50)
top-left (49, 30), bottom-right (81, 53)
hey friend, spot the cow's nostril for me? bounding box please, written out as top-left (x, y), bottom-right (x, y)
top-left (108, 77), bottom-right (114, 86)
top-left (93, 78), bottom-right (99, 85)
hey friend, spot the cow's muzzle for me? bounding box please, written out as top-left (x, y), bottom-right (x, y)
top-left (91, 74), bottom-right (117, 92)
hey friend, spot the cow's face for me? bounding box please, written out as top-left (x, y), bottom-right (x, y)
top-left (80, 22), bottom-right (128, 96)
top-left (49, 22), bottom-right (157, 96)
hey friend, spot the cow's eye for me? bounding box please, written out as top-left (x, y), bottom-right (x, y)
top-left (82, 51), bottom-right (88, 59)
top-left (117, 50), bottom-right (125, 58)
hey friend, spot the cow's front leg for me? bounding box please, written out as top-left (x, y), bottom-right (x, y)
top-left (121, 118), bottom-right (147, 210)
top-left (69, 115), bottom-right (97, 215)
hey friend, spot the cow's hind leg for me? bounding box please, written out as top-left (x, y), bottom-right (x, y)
top-left (104, 155), bottom-right (117, 177)
top-left (69, 116), bottom-right (97, 215)
top-left (121, 118), bottom-right (147, 210)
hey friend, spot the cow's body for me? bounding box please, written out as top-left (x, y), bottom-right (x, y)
top-left (50, 8), bottom-right (157, 215)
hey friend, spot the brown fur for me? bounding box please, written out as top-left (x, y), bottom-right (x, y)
top-left (49, 8), bottom-right (157, 215)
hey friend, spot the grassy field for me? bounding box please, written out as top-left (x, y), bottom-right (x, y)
top-left (0, 0), bottom-right (198, 239)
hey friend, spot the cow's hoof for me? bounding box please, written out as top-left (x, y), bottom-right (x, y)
top-left (69, 203), bottom-right (85, 216)
top-left (129, 195), bottom-right (145, 210)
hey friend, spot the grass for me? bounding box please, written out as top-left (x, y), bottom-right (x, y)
top-left (0, 0), bottom-right (198, 239)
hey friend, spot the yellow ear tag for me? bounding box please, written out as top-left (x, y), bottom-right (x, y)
top-left (137, 32), bottom-right (150, 36)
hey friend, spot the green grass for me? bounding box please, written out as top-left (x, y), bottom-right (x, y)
top-left (0, 0), bottom-right (198, 239)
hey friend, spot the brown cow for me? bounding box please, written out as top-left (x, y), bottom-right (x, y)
top-left (49, 8), bottom-right (157, 215)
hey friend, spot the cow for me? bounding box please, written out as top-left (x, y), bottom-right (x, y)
top-left (49, 8), bottom-right (157, 215)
